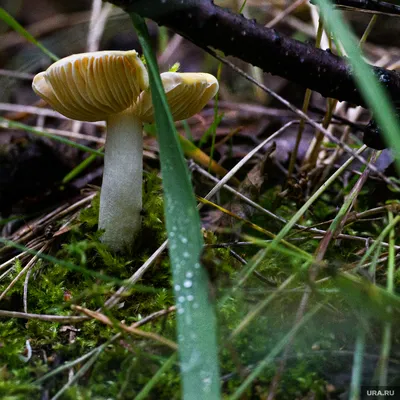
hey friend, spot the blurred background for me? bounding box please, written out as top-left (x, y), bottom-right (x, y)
top-left (2, 0), bottom-right (399, 219)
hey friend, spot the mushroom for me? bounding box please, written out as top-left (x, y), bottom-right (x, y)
top-left (32, 50), bottom-right (219, 252)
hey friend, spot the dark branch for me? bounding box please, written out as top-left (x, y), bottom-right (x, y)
top-left (329, 0), bottom-right (400, 16)
top-left (106, 0), bottom-right (400, 109)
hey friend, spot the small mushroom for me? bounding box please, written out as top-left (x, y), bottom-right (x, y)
top-left (32, 51), bottom-right (219, 252)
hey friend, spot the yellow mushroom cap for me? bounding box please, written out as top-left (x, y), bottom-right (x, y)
top-left (134, 72), bottom-right (219, 123)
top-left (32, 50), bottom-right (149, 122)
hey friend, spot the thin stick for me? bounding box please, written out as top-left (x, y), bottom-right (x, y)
top-left (207, 48), bottom-right (399, 191)
top-left (0, 245), bottom-right (47, 301)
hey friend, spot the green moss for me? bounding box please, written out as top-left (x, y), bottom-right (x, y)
top-left (0, 172), bottom-right (180, 399)
top-left (3, 168), bottom-right (399, 398)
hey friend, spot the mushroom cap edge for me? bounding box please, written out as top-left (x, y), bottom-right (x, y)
top-left (134, 71), bottom-right (219, 123)
top-left (32, 50), bottom-right (149, 122)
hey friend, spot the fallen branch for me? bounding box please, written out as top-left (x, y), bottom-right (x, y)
top-left (106, 0), bottom-right (400, 108)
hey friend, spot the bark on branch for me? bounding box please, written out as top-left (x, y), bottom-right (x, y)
top-left (106, 0), bottom-right (400, 109)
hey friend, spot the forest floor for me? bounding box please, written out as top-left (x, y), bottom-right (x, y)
top-left (1, 1), bottom-right (400, 399)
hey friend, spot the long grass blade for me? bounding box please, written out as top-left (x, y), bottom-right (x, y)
top-left (0, 7), bottom-right (58, 61)
top-left (129, 13), bottom-right (221, 400)
top-left (349, 327), bottom-right (366, 400)
top-left (0, 117), bottom-right (103, 156)
top-left (134, 353), bottom-right (178, 400)
top-left (314, 0), bottom-right (400, 171)
top-left (229, 303), bottom-right (323, 400)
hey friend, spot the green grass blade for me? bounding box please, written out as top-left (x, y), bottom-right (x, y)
top-left (34, 346), bottom-right (103, 384)
top-left (134, 353), bottom-right (178, 400)
top-left (356, 215), bottom-right (400, 269)
top-left (229, 303), bottom-right (323, 400)
top-left (0, 237), bottom-right (123, 284)
top-left (271, 146), bottom-right (366, 246)
top-left (377, 211), bottom-right (396, 386)
top-left (0, 7), bottom-right (58, 61)
top-left (0, 117), bottom-right (103, 156)
top-left (129, 13), bottom-right (221, 400)
top-left (234, 146), bottom-right (365, 291)
top-left (50, 345), bottom-right (106, 400)
top-left (349, 327), bottom-right (366, 400)
top-left (62, 147), bottom-right (104, 184)
top-left (314, 0), bottom-right (400, 170)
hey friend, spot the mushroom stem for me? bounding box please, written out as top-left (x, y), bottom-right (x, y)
top-left (99, 109), bottom-right (143, 252)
